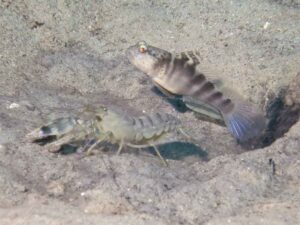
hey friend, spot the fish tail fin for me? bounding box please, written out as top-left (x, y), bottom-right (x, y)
top-left (222, 102), bottom-right (266, 141)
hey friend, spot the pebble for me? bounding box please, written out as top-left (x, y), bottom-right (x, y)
top-left (46, 181), bottom-right (65, 196)
top-left (7, 103), bottom-right (20, 109)
top-left (263, 22), bottom-right (270, 30)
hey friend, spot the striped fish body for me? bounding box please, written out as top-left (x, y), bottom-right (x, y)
top-left (126, 41), bottom-right (266, 141)
top-left (126, 41), bottom-right (233, 113)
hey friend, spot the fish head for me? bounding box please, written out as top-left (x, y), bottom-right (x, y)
top-left (126, 41), bottom-right (171, 77)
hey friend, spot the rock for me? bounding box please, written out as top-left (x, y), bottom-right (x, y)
top-left (82, 189), bottom-right (133, 215)
top-left (46, 181), bottom-right (65, 197)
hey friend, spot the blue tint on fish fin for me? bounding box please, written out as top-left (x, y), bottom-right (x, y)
top-left (223, 102), bottom-right (266, 141)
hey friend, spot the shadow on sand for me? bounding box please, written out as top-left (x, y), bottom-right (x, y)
top-left (145, 142), bottom-right (208, 161)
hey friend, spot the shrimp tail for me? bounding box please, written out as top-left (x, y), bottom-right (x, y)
top-left (222, 102), bottom-right (266, 141)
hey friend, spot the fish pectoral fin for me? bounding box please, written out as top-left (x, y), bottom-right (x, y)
top-left (152, 80), bottom-right (180, 98)
top-left (183, 96), bottom-right (222, 115)
top-left (183, 96), bottom-right (225, 125)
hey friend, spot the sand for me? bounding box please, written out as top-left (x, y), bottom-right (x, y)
top-left (0, 0), bottom-right (299, 224)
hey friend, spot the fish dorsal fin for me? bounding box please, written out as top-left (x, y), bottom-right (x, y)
top-left (175, 50), bottom-right (202, 66)
top-left (175, 50), bottom-right (226, 87)
top-left (174, 50), bottom-right (246, 102)
top-left (169, 48), bottom-right (248, 102)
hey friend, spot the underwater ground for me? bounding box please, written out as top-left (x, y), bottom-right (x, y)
top-left (0, 0), bottom-right (299, 224)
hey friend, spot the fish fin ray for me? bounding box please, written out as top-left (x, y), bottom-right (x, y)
top-left (222, 102), bottom-right (266, 141)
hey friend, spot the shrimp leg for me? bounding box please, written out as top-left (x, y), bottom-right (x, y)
top-left (126, 143), bottom-right (168, 166)
top-left (86, 132), bottom-right (110, 155)
top-left (151, 144), bottom-right (168, 167)
top-left (116, 138), bottom-right (125, 155)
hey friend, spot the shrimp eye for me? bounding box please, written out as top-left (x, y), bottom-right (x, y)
top-left (96, 115), bottom-right (102, 121)
top-left (99, 106), bottom-right (107, 112)
top-left (139, 44), bottom-right (147, 53)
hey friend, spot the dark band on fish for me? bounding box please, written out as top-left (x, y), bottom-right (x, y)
top-left (206, 91), bottom-right (223, 103)
top-left (165, 57), bottom-right (182, 81)
top-left (153, 53), bottom-right (172, 71)
top-left (164, 52), bottom-right (234, 112)
top-left (219, 99), bottom-right (234, 113)
top-left (191, 73), bottom-right (206, 86)
top-left (193, 81), bottom-right (215, 96)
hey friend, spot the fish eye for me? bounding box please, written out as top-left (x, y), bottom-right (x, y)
top-left (139, 44), bottom-right (147, 53)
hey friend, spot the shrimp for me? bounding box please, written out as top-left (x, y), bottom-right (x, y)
top-left (26, 106), bottom-right (185, 166)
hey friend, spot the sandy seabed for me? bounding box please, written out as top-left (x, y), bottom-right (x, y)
top-left (0, 0), bottom-right (299, 224)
